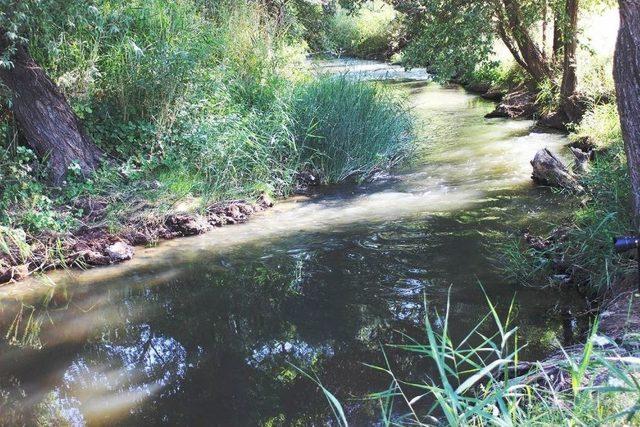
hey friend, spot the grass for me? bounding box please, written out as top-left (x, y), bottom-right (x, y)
top-left (571, 103), bottom-right (623, 150)
top-left (314, 291), bottom-right (640, 425)
top-left (293, 76), bottom-right (414, 183)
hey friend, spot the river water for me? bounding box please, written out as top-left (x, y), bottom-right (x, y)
top-left (0, 60), bottom-right (585, 425)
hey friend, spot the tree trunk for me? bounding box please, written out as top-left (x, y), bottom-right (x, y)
top-left (559, 0), bottom-right (582, 123)
top-left (552, 10), bottom-right (563, 63)
top-left (500, 0), bottom-right (554, 83)
top-left (0, 38), bottom-right (102, 186)
top-left (614, 0), bottom-right (640, 226)
top-left (495, 21), bottom-right (529, 71)
top-left (542, 0), bottom-right (548, 60)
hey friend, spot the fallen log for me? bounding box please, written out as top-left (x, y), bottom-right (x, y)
top-left (531, 148), bottom-right (584, 192)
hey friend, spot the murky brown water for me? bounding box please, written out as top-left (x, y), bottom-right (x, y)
top-left (0, 61), bottom-right (585, 425)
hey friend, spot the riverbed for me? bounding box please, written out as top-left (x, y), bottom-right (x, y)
top-left (0, 60), bottom-right (585, 425)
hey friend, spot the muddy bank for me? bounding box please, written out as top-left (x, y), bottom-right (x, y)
top-left (0, 194), bottom-right (274, 285)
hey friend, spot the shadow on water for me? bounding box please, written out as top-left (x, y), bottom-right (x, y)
top-left (0, 63), bottom-right (589, 425)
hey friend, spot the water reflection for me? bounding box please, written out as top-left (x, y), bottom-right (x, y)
top-left (0, 65), bottom-right (586, 425)
top-left (0, 203), bottom-right (585, 424)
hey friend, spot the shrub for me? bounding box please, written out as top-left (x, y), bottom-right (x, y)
top-left (577, 43), bottom-right (616, 104)
top-left (327, 1), bottom-right (398, 59)
top-left (466, 61), bottom-right (529, 90)
top-left (571, 103), bottom-right (622, 150)
top-left (156, 89), bottom-right (300, 201)
top-left (284, 0), bottom-right (332, 53)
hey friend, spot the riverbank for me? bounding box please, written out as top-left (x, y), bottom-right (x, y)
top-left (0, 192), bottom-right (276, 284)
top-left (360, 79), bottom-right (640, 425)
top-left (0, 66), bottom-right (595, 425)
top-left (0, 1), bottom-right (413, 287)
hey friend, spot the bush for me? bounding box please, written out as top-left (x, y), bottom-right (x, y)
top-left (156, 90), bottom-right (300, 201)
top-left (327, 1), bottom-right (399, 59)
top-left (578, 49), bottom-right (616, 104)
top-left (571, 103), bottom-right (622, 150)
top-left (0, 144), bottom-right (68, 233)
top-left (466, 61), bottom-right (529, 90)
top-left (284, 0), bottom-right (332, 53)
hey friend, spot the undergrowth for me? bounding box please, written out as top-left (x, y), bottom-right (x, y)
top-left (0, 0), bottom-right (413, 238)
top-left (326, 0), bottom-right (400, 59)
top-left (500, 102), bottom-right (633, 296)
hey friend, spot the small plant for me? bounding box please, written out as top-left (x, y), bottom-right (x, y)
top-left (571, 103), bottom-right (622, 150)
top-left (536, 78), bottom-right (561, 115)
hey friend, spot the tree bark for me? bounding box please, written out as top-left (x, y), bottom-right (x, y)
top-left (495, 20), bottom-right (529, 71)
top-left (500, 0), bottom-right (554, 83)
top-left (559, 0), bottom-right (582, 123)
top-left (0, 36), bottom-right (102, 186)
top-left (542, 0), bottom-right (548, 60)
top-left (552, 10), bottom-right (563, 63)
top-left (614, 0), bottom-right (640, 226)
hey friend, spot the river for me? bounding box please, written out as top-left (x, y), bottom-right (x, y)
top-left (0, 59), bottom-right (585, 425)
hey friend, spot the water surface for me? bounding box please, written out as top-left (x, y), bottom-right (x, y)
top-left (0, 61), bottom-right (584, 425)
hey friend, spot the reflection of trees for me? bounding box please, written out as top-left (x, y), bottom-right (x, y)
top-left (0, 237), bottom-right (431, 424)
top-left (0, 218), bottom-right (580, 424)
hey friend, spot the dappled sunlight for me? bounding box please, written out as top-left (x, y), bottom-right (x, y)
top-left (53, 326), bottom-right (191, 424)
top-left (0, 323), bottom-right (193, 425)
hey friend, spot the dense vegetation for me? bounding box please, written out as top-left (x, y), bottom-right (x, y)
top-left (0, 0), bottom-right (412, 237)
top-left (2, 0), bottom-right (640, 425)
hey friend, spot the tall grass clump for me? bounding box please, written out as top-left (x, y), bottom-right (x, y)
top-left (293, 76), bottom-right (413, 183)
